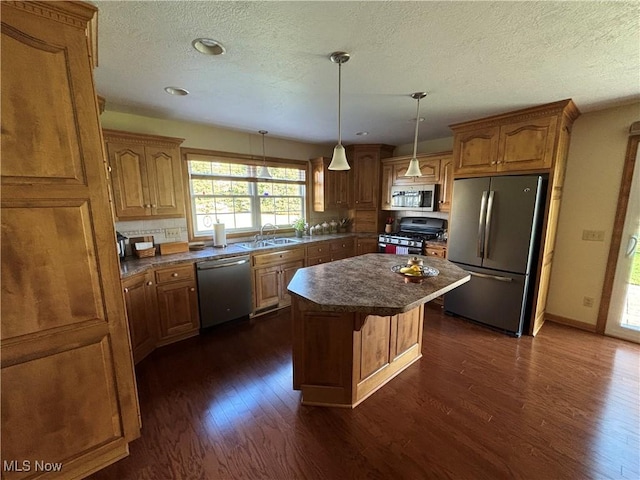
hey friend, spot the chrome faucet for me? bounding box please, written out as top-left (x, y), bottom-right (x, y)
top-left (259, 223), bottom-right (278, 241)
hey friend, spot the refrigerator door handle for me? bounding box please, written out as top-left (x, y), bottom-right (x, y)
top-left (484, 190), bottom-right (495, 258)
top-left (477, 191), bottom-right (488, 257)
top-left (467, 270), bottom-right (514, 282)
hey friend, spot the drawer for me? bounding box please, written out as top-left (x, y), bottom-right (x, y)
top-left (155, 264), bottom-right (196, 284)
top-left (253, 247), bottom-right (305, 268)
top-left (306, 255), bottom-right (331, 266)
top-left (306, 243), bottom-right (330, 258)
top-left (424, 247), bottom-right (446, 258)
top-left (330, 239), bottom-right (354, 252)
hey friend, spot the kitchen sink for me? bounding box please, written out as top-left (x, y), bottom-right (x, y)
top-left (269, 237), bottom-right (301, 245)
top-left (235, 237), bottom-right (301, 250)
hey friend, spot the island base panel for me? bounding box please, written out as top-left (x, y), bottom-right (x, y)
top-left (292, 299), bottom-right (424, 408)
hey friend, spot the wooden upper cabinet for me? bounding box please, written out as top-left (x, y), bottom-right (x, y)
top-left (451, 100), bottom-right (578, 177)
top-left (103, 130), bottom-right (185, 220)
top-left (452, 126), bottom-right (500, 175)
top-left (311, 157), bottom-right (350, 211)
top-left (1, 2), bottom-right (140, 477)
top-left (438, 154), bottom-right (454, 213)
top-left (347, 144), bottom-right (394, 210)
top-left (497, 116), bottom-right (558, 171)
top-left (391, 156), bottom-right (441, 185)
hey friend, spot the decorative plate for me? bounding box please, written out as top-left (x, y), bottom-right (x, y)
top-left (391, 264), bottom-right (439, 279)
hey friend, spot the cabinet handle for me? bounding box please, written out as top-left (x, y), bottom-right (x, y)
top-left (172, 273), bottom-right (178, 277)
top-left (147, 281), bottom-right (153, 286)
top-left (124, 287), bottom-right (129, 293)
top-left (151, 204), bottom-right (157, 208)
top-left (190, 287), bottom-right (195, 292)
top-left (490, 161), bottom-right (496, 165)
top-left (318, 248), bottom-right (322, 252)
top-left (107, 165), bottom-right (112, 172)
top-left (355, 200), bottom-right (359, 204)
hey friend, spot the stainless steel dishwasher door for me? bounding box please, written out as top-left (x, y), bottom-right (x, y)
top-left (196, 255), bottom-right (252, 328)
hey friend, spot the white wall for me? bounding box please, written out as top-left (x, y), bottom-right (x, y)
top-left (547, 102), bottom-right (640, 325)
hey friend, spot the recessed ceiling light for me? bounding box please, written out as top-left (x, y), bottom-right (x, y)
top-left (192, 38), bottom-right (226, 56)
top-left (356, 131), bottom-right (369, 136)
top-left (164, 86), bottom-right (189, 96)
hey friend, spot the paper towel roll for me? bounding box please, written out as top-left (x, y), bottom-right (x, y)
top-left (213, 223), bottom-right (226, 247)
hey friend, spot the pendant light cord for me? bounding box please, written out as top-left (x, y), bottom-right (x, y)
top-left (337, 61), bottom-right (342, 146)
top-left (412, 95), bottom-right (421, 158)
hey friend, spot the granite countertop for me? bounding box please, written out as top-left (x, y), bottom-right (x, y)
top-left (287, 253), bottom-right (469, 316)
top-left (119, 233), bottom-right (363, 278)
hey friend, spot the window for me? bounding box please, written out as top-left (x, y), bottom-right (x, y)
top-left (186, 154), bottom-right (306, 238)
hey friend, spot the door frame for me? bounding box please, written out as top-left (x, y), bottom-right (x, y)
top-left (596, 122), bottom-right (640, 334)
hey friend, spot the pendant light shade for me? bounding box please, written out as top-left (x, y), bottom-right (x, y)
top-left (328, 51), bottom-right (351, 171)
top-left (258, 130), bottom-right (272, 179)
top-left (405, 92), bottom-right (427, 177)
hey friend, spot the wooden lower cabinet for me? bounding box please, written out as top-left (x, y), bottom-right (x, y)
top-left (424, 243), bottom-right (447, 258)
top-left (253, 248), bottom-right (305, 313)
top-left (292, 299), bottom-right (424, 408)
top-left (306, 238), bottom-right (355, 265)
top-left (155, 265), bottom-right (200, 345)
top-left (356, 237), bottom-right (379, 255)
top-left (122, 272), bottom-right (157, 364)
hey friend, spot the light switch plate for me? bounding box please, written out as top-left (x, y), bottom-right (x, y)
top-left (582, 230), bottom-right (605, 242)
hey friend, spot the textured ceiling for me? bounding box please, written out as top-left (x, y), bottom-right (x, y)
top-left (93, 1), bottom-right (640, 146)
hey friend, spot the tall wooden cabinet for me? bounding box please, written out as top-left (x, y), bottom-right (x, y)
top-left (449, 99), bottom-right (580, 335)
top-left (1, 2), bottom-right (140, 478)
top-left (103, 130), bottom-right (185, 220)
top-left (346, 144), bottom-right (394, 232)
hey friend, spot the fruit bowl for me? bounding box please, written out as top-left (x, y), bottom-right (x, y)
top-left (391, 264), bottom-right (439, 283)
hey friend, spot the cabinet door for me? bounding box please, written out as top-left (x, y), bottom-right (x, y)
top-left (380, 164), bottom-right (393, 210)
top-left (145, 146), bottom-right (185, 216)
top-left (107, 142), bottom-right (151, 218)
top-left (329, 169), bottom-right (351, 208)
top-left (279, 260), bottom-right (304, 307)
top-left (254, 265), bottom-right (280, 310)
top-left (393, 306), bottom-right (423, 360)
top-left (311, 157), bottom-right (326, 212)
top-left (356, 237), bottom-right (379, 255)
top-left (497, 116), bottom-right (558, 171)
top-left (351, 148), bottom-right (380, 209)
top-left (453, 126), bottom-right (500, 175)
top-left (123, 273), bottom-right (157, 364)
top-left (438, 155), bottom-right (454, 212)
top-left (156, 280), bottom-right (199, 342)
top-left (393, 158), bottom-right (440, 184)
top-left (1, 2), bottom-right (140, 476)
top-left (330, 238), bottom-right (355, 260)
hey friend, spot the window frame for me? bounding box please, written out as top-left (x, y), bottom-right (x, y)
top-left (181, 147), bottom-right (309, 242)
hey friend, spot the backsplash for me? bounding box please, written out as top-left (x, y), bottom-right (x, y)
top-left (115, 218), bottom-right (189, 245)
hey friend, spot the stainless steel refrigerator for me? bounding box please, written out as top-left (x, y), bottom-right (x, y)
top-left (444, 175), bottom-right (547, 336)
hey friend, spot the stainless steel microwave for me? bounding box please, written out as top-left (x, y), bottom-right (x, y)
top-left (390, 184), bottom-right (437, 211)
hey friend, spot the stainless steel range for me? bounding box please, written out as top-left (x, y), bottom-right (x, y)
top-left (378, 217), bottom-right (446, 254)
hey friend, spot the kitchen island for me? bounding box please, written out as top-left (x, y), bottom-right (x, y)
top-left (288, 253), bottom-right (470, 408)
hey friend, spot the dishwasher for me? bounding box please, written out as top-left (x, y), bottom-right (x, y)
top-left (197, 255), bottom-right (252, 328)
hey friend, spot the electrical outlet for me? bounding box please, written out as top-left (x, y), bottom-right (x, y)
top-left (583, 296), bottom-right (594, 308)
top-left (582, 230), bottom-right (605, 242)
top-left (165, 227), bottom-right (181, 238)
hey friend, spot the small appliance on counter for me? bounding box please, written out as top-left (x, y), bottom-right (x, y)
top-left (116, 232), bottom-right (127, 260)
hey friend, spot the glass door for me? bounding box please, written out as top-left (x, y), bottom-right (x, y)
top-left (603, 135), bottom-right (640, 343)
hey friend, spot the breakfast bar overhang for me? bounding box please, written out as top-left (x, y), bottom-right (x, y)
top-left (288, 253), bottom-right (470, 408)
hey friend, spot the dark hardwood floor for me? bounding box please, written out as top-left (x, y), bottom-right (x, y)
top-left (91, 307), bottom-right (640, 480)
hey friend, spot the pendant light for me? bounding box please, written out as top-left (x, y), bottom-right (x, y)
top-left (405, 92), bottom-right (427, 177)
top-left (258, 130), bottom-right (272, 179)
top-left (328, 51), bottom-right (350, 171)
